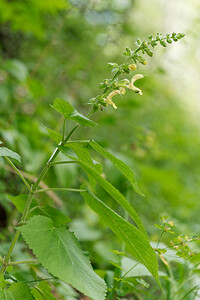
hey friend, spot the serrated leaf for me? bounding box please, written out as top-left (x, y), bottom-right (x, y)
top-left (46, 127), bottom-right (62, 143)
top-left (51, 98), bottom-right (97, 127)
top-left (7, 194), bottom-right (38, 214)
top-left (89, 140), bottom-right (144, 196)
top-left (81, 190), bottom-right (159, 283)
top-left (0, 282), bottom-right (34, 300)
top-left (0, 147), bottom-right (21, 162)
top-left (29, 205), bottom-right (72, 226)
top-left (18, 216), bottom-right (107, 300)
top-left (31, 282), bottom-right (57, 300)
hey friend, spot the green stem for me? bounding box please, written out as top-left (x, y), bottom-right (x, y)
top-left (34, 188), bottom-right (87, 194)
top-left (66, 140), bottom-right (90, 144)
top-left (0, 192), bottom-right (34, 274)
top-left (0, 231), bottom-right (20, 274)
top-left (7, 259), bottom-right (39, 266)
top-left (156, 230), bottom-right (165, 249)
top-left (49, 160), bottom-right (79, 166)
top-left (121, 262), bottom-right (140, 279)
top-left (62, 118), bottom-right (67, 144)
top-left (0, 106), bottom-right (96, 275)
top-left (4, 157), bottom-right (32, 192)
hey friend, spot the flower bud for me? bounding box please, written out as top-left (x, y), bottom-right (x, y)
top-left (145, 49), bottom-right (153, 57)
top-left (137, 56), bottom-right (147, 65)
top-left (160, 40), bottom-right (167, 47)
top-left (128, 64), bottom-right (137, 71)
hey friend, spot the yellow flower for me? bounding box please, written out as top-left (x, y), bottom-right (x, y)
top-left (125, 74), bottom-right (144, 95)
top-left (105, 87), bottom-right (126, 109)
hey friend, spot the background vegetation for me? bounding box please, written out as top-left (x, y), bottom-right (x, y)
top-left (0, 0), bottom-right (199, 299)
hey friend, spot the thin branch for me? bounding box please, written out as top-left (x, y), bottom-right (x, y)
top-left (34, 188), bottom-right (87, 194)
top-left (66, 140), bottom-right (90, 144)
top-left (0, 162), bottom-right (62, 205)
top-left (62, 118), bottom-right (67, 144)
top-left (7, 260), bottom-right (39, 266)
top-left (49, 160), bottom-right (78, 166)
top-left (4, 157), bottom-right (32, 192)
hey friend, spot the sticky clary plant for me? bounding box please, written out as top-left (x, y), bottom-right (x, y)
top-left (0, 33), bottom-right (186, 299)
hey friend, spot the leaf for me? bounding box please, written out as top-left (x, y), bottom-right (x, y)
top-left (51, 98), bottom-right (97, 127)
top-left (4, 59), bottom-right (28, 82)
top-left (59, 146), bottom-right (146, 233)
top-left (0, 282), bottom-right (34, 300)
top-left (69, 110), bottom-right (97, 127)
top-left (78, 160), bottom-right (146, 235)
top-left (59, 143), bottom-right (102, 189)
top-left (31, 282), bottom-right (57, 300)
top-left (81, 189), bottom-right (159, 283)
top-left (8, 195), bottom-right (71, 225)
top-left (7, 194), bottom-right (38, 214)
top-left (18, 216), bottom-right (107, 300)
top-left (51, 98), bottom-right (74, 118)
top-left (46, 127), bottom-right (62, 143)
top-left (89, 140), bottom-right (144, 196)
top-left (0, 147), bottom-right (21, 162)
top-left (66, 143), bottom-right (102, 174)
top-left (29, 205), bottom-right (72, 226)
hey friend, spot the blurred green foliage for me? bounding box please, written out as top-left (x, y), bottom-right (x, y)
top-left (0, 0), bottom-right (199, 299)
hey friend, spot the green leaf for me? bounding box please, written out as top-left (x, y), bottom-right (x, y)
top-left (59, 146), bottom-right (145, 233)
top-left (59, 143), bottom-right (102, 189)
top-left (46, 127), bottom-right (62, 143)
top-left (51, 98), bottom-right (97, 127)
top-left (18, 216), bottom-right (107, 300)
top-left (8, 194), bottom-right (71, 225)
top-left (0, 275), bottom-right (5, 290)
top-left (7, 194), bottom-right (38, 214)
top-left (0, 147), bottom-right (21, 162)
top-left (4, 59), bottom-right (28, 82)
top-left (29, 205), bottom-right (72, 226)
top-left (31, 282), bottom-right (57, 300)
top-left (78, 160), bottom-right (146, 235)
top-left (64, 143), bottom-right (102, 174)
top-left (81, 189), bottom-right (159, 283)
top-left (89, 140), bottom-right (144, 196)
top-left (0, 282), bottom-right (34, 300)
top-left (51, 98), bottom-right (74, 118)
top-left (69, 110), bottom-right (97, 127)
